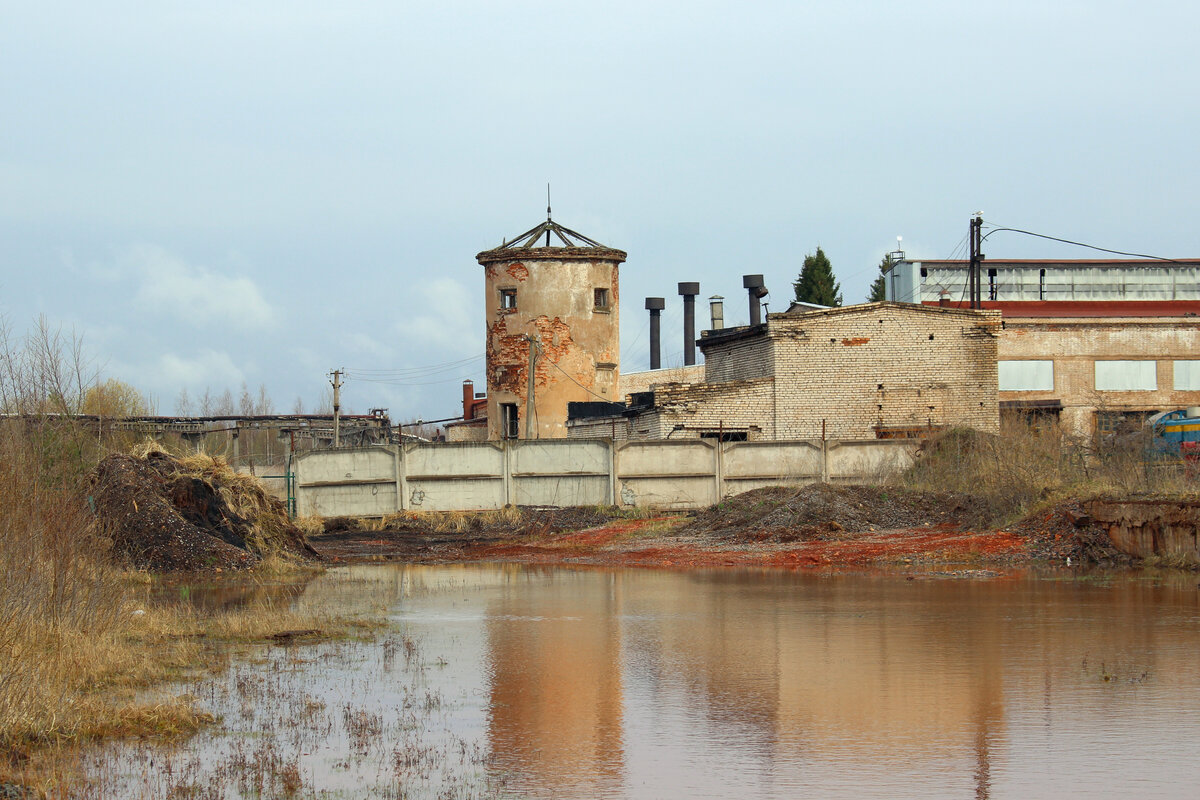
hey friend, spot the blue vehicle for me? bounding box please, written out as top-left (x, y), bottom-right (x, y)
top-left (1146, 408), bottom-right (1200, 462)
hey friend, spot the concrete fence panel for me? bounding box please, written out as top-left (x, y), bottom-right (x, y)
top-left (404, 442), bottom-right (506, 511)
top-left (721, 440), bottom-right (823, 494)
top-left (616, 440), bottom-right (718, 509)
top-left (301, 482), bottom-right (398, 518)
top-left (294, 446), bottom-right (399, 517)
top-left (825, 440), bottom-right (917, 483)
top-left (511, 440), bottom-right (612, 507)
top-left (291, 437), bottom-right (920, 516)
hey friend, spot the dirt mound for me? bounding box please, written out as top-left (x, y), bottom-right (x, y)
top-left (1006, 499), bottom-right (1130, 565)
top-left (681, 484), bottom-right (997, 543)
top-left (90, 450), bottom-right (319, 572)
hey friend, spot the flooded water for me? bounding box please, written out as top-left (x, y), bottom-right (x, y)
top-left (91, 564), bottom-right (1200, 799)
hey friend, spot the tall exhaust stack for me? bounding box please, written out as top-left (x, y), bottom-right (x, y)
top-left (743, 274), bottom-right (767, 326)
top-left (645, 297), bottom-right (665, 369)
top-left (678, 282), bottom-right (699, 366)
top-left (709, 295), bottom-right (724, 330)
top-left (462, 379), bottom-right (475, 420)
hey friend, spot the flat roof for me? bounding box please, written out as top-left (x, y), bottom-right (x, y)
top-left (926, 300), bottom-right (1200, 318)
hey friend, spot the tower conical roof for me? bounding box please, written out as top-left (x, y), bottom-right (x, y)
top-left (477, 216), bottom-right (626, 264)
top-left (496, 218), bottom-right (609, 249)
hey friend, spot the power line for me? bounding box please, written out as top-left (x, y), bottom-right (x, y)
top-left (545, 358), bottom-right (615, 403)
top-left (348, 374), bottom-right (480, 387)
top-left (980, 226), bottom-right (1183, 263)
top-left (343, 354), bottom-right (485, 376)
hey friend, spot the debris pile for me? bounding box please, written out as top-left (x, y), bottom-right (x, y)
top-left (89, 446), bottom-right (318, 571)
top-left (1007, 499), bottom-right (1131, 565)
top-left (679, 484), bottom-right (997, 543)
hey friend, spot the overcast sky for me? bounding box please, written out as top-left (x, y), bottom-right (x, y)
top-left (3, 1), bottom-right (1198, 420)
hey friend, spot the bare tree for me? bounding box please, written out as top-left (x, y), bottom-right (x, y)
top-left (176, 387), bottom-right (193, 416)
top-left (216, 389), bottom-right (235, 416)
top-left (238, 382), bottom-right (254, 416)
top-left (255, 383), bottom-right (273, 415)
top-left (198, 388), bottom-right (214, 416)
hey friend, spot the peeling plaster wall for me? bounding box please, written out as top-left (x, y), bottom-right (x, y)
top-left (479, 248), bottom-right (624, 439)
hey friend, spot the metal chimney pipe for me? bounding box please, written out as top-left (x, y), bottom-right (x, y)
top-left (709, 295), bottom-right (724, 330)
top-left (462, 380), bottom-right (475, 420)
top-left (743, 274), bottom-right (766, 326)
top-left (678, 282), bottom-right (700, 366)
top-left (645, 297), bottom-right (665, 369)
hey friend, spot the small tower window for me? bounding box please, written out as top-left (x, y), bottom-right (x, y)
top-left (500, 403), bottom-right (519, 439)
top-left (594, 288), bottom-right (610, 311)
top-left (499, 289), bottom-right (517, 310)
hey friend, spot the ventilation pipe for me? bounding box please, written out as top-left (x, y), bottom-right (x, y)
top-left (678, 282), bottom-right (700, 366)
top-left (709, 295), bottom-right (724, 330)
top-left (462, 380), bottom-right (475, 420)
top-left (743, 274), bottom-right (767, 326)
top-left (645, 297), bottom-right (665, 369)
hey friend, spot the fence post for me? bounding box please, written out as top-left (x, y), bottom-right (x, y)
top-left (503, 441), bottom-right (514, 507)
top-left (821, 439), bottom-right (830, 483)
top-left (393, 444), bottom-right (406, 512)
top-left (608, 438), bottom-right (618, 506)
top-left (714, 439), bottom-right (725, 502)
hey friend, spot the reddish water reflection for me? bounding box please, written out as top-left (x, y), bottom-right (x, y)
top-left (89, 565), bottom-right (1200, 799)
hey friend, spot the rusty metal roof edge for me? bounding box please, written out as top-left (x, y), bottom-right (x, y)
top-left (476, 245), bottom-right (628, 264)
top-left (772, 301), bottom-right (1002, 322)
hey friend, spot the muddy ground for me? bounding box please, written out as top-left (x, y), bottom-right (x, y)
top-left (309, 484), bottom-right (1125, 570)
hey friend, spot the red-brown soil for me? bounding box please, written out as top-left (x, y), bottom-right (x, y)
top-left (309, 484), bottom-right (1125, 570)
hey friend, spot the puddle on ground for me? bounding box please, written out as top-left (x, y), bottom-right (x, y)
top-left (85, 564), bottom-right (1200, 799)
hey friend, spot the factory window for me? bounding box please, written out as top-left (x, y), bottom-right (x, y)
top-left (594, 288), bottom-right (610, 311)
top-left (500, 403), bottom-right (519, 439)
top-left (1096, 410), bottom-right (1156, 437)
top-left (1174, 361), bottom-right (1200, 390)
top-left (998, 360), bottom-right (1054, 392)
top-left (1095, 360), bottom-right (1157, 391)
top-left (499, 288), bottom-right (517, 310)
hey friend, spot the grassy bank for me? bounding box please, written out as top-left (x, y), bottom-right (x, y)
top-left (898, 419), bottom-right (1196, 525)
top-left (0, 428), bottom-right (375, 793)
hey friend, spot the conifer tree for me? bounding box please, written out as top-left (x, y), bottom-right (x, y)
top-left (793, 247), bottom-right (842, 307)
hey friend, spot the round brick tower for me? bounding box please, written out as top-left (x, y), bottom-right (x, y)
top-left (477, 217), bottom-right (626, 440)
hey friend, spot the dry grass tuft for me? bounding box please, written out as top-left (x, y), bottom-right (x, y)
top-left (900, 419), bottom-right (1196, 524)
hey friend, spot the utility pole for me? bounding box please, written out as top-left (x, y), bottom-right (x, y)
top-left (524, 335), bottom-right (539, 440)
top-left (968, 214), bottom-right (984, 309)
top-left (330, 369), bottom-right (343, 447)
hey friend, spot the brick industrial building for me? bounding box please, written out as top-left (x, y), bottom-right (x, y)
top-left (885, 258), bottom-right (1200, 436)
top-left (568, 302), bottom-right (1001, 441)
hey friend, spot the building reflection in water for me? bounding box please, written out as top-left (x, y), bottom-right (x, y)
top-left (485, 566), bottom-right (625, 795)
top-left (476, 565), bottom-right (1196, 798)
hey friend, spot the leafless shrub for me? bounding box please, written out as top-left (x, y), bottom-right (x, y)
top-left (901, 417), bottom-right (1194, 524)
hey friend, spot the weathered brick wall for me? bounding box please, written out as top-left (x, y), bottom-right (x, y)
top-left (445, 421), bottom-right (488, 442)
top-left (641, 379), bottom-right (776, 439)
top-left (702, 332), bottom-right (774, 383)
top-left (619, 365), bottom-right (705, 398)
top-left (566, 379), bottom-right (776, 440)
top-left (566, 416), bottom-right (632, 440)
top-left (1000, 317), bottom-right (1200, 436)
top-left (769, 305), bottom-right (1000, 439)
